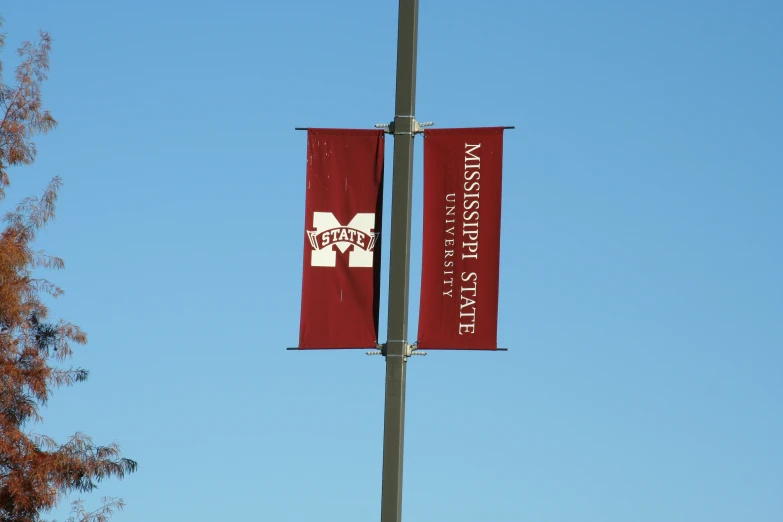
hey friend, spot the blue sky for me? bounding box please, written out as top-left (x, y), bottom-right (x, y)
top-left (2, 1), bottom-right (781, 521)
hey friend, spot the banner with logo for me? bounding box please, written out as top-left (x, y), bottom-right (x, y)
top-left (298, 129), bottom-right (385, 349)
top-left (417, 127), bottom-right (504, 350)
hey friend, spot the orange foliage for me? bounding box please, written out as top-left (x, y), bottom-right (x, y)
top-left (0, 17), bottom-right (136, 521)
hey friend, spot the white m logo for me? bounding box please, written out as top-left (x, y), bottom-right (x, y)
top-left (307, 212), bottom-right (378, 267)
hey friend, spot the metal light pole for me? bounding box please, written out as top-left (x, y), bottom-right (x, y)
top-left (293, 2), bottom-right (509, 518)
top-left (380, 1), bottom-right (419, 522)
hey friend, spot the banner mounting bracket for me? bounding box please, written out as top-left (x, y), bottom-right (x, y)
top-left (370, 342), bottom-right (426, 359)
top-left (375, 119), bottom-right (434, 136)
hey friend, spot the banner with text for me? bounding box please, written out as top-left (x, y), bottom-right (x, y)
top-left (298, 129), bottom-right (385, 349)
top-left (417, 128), bottom-right (504, 350)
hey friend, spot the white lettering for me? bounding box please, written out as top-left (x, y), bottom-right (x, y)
top-left (458, 272), bottom-right (478, 335)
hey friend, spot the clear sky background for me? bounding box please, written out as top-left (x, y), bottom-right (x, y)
top-left (2, 1), bottom-right (781, 521)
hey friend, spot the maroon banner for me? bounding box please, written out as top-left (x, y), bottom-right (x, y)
top-left (298, 129), bottom-right (385, 349)
top-left (417, 128), bottom-right (504, 350)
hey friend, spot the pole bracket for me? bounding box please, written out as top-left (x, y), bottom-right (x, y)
top-left (375, 119), bottom-right (434, 136)
top-left (405, 342), bottom-right (426, 357)
top-left (371, 342), bottom-right (426, 359)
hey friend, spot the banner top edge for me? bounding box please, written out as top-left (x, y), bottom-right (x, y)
top-left (305, 128), bottom-right (386, 136)
top-left (423, 126), bottom-right (506, 136)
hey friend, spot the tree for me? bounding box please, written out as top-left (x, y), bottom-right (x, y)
top-left (0, 17), bottom-right (137, 521)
